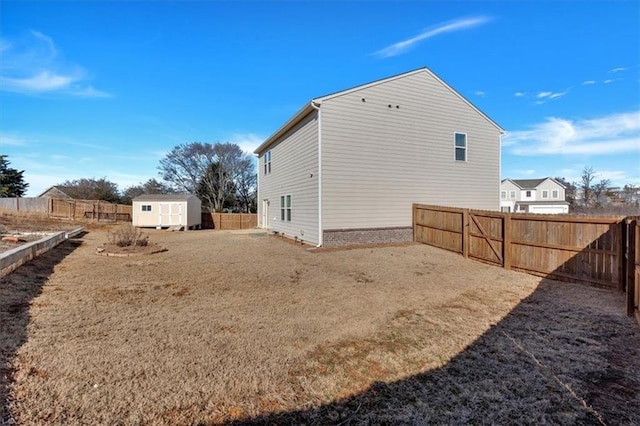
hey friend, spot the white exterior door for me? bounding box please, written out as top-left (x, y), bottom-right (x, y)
top-left (262, 199), bottom-right (269, 229)
top-left (159, 203), bottom-right (183, 226)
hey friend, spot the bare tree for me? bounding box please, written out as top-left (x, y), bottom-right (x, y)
top-left (235, 156), bottom-right (257, 213)
top-left (159, 142), bottom-right (256, 212)
top-left (592, 179), bottom-right (611, 206)
top-left (579, 166), bottom-right (596, 206)
top-left (59, 177), bottom-right (121, 202)
top-left (158, 142), bottom-right (216, 193)
top-left (122, 178), bottom-right (175, 204)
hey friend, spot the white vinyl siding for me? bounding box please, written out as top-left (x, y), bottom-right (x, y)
top-left (321, 70), bottom-right (501, 230)
top-left (257, 112), bottom-right (319, 243)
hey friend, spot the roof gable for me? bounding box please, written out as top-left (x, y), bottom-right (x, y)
top-left (504, 177), bottom-right (565, 190)
top-left (254, 67), bottom-right (504, 155)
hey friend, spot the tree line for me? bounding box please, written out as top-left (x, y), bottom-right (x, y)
top-left (0, 142), bottom-right (258, 213)
top-left (555, 166), bottom-right (639, 214)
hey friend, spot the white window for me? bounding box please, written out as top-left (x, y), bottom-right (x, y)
top-left (509, 190), bottom-right (516, 199)
top-left (454, 133), bottom-right (467, 162)
top-left (280, 195), bottom-right (291, 221)
top-left (501, 206), bottom-right (511, 213)
top-left (141, 205), bottom-right (152, 212)
top-left (542, 190), bottom-right (548, 199)
top-left (501, 191), bottom-right (507, 200)
top-left (264, 150), bottom-right (271, 175)
top-left (552, 190), bottom-right (559, 198)
top-left (525, 190), bottom-right (532, 197)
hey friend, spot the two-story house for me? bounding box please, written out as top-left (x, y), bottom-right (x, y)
top-left (254, 67), bottom-right (504, 247)
top-left (500, 178), bottom-right (569, 214)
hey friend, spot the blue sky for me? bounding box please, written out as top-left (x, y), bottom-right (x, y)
top-left (1, 1), bottom-right (639, 196)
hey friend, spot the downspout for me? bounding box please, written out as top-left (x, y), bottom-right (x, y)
top-left (310, 100), bottom-right (323, 247)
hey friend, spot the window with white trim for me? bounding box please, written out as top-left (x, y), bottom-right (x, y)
top-left (141, 205), bottom-right (152, 212)
top-left (501, 191), bottom-right (507, 200)
top-left (454, 133), bottom-right (467, 161)
top-left (552, 189), bottom-right (559, 198)
top-left (509, 190), bottom-right (516, 199)
top-left (542, 190), bottom-right (549, 199)
top-left (264, 150), bottom-right (271, 175)
top-left (280, 195), bottom-right (291, 221)
top-left (526, 190), bottom-right (532, 197)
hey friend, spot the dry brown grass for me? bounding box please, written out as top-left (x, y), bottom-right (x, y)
top-left (1, 222), bottom-right (639, 425)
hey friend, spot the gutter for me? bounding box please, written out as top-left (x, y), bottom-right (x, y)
top-left (310, 100), bottom-right (323, 247)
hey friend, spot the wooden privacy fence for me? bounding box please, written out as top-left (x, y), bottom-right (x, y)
top-left (201, 213), bottom-right (257, 230)
top-left (627, 217), bottom-right (640, 320)
top-left (49, 199), bottom-right (132, 221)
top-left (0, 197), bottom-right (49, 213)
top-left (413, 204), bottom-right (637, 308)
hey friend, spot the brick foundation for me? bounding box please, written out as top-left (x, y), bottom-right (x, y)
top-left (322, 227), bottom-right (413, 247)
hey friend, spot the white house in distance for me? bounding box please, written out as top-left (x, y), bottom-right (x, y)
top-left (254, 67), bottom-right (504, 247)
top-left (500, 178), bottom-right (569, 214)
top-left (132, 194), bottom-right (202, 229)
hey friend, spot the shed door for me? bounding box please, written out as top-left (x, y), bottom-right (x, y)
top-left (159, 203), bottom-right (183, 226)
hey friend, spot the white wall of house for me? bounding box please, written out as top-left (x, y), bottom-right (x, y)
top-left (320, 70), bottom-right (502, 230)
top-left (500, 178), bottom-right (568, 214)
top-left (257, 112), bottom-right (320, 244)
top-left (536, 178), bottom-right (566, 201)
top-left (526, 204), bottom-right (569, 214)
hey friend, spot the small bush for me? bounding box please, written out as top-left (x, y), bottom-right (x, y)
top-left (108, 225), bottom-right (149, 247)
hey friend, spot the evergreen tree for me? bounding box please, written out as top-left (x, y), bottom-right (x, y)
top-left (0, 155), bottom-right (29, 197)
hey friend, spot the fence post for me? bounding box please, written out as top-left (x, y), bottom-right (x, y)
top-left (412, 204), bottom-right (416, 242)
top-left (462, 209), bottom-right (469, 258)
top-left (503, 213), bottom-right (511, 270)
top-left (627, 219), bottom-right (637, 316)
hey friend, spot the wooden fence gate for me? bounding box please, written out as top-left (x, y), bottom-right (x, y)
top-left (414, 204), bottom-right (639, 319)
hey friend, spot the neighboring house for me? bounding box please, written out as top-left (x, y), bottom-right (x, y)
top-left (500, 178), bottom-right (569, 214)
top-left (38, 186), bottom-right (73, 199)
top-left (132, 194), bottom-right (202, 229)
top-left (254, 67), bottom-right (504, 247)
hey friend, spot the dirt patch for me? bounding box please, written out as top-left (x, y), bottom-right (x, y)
top-left (1, 227), bottom-right (638, 425)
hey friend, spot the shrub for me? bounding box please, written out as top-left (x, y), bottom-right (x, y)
top-left (108, 224), bottom-right (149, 247)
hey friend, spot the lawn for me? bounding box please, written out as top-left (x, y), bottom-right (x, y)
top-left (1, 225), bottom-right (639, 425)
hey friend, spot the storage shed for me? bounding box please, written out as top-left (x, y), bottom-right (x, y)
top-left (132, 194), bottom-right (202, 229)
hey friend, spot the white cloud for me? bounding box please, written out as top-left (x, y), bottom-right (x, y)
top-left (373, 16), bottom-right (492, 58)
top-left (0, 131), bottom-right (28, 146)
top-left (503, 110), bottom-right (640, 155)
top-left (474, 90), bottom-right (486, 97)
top-left (0, 70), bottom-right (80, 93)
top-left (0, 31), bottom-right (111, 97)
top-left (582, 80), bottom-right (596, 85)
top-left (537, 91), bottom-right (553, 98)
top-left (610, 67), bottom-right (626, 73)
top-left (548, 92), bottom-right (566, 99)
top-left (73, 86), bottom-right (113, 98)
top-left (230, 132), bottom-right (264, 154)
top-left (514, 92), bottom-right (526, 97)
